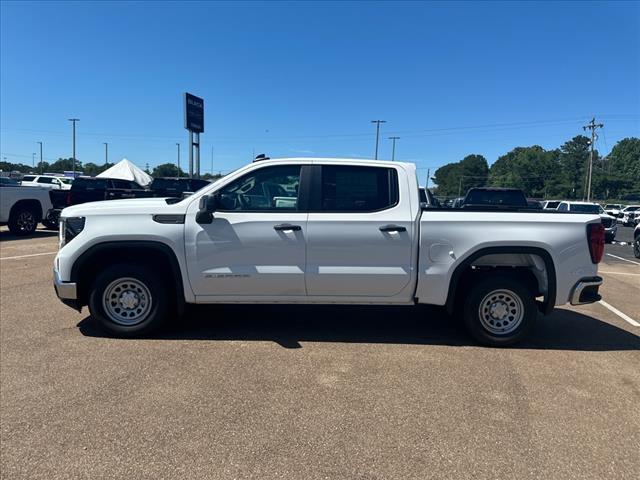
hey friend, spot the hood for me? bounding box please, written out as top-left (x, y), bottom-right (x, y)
top-left (61, 197), bottom-right (188, 218)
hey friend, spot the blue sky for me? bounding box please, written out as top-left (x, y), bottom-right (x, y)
top-left (1, 1), bottom-right (638, 180)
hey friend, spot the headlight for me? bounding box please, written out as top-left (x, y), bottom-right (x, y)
top-left (59, 216), bottom-right (85, 248)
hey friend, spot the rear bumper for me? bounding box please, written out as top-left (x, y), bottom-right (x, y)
top-left (570, 276), bottom-right (603, 305)
top-left (54, 269), bottom-right (81, 310)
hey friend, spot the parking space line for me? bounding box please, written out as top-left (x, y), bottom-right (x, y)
top-left (0, 252), bottom-right (57, 261)
top-left (598, 300), bottom-right (640, 327)
top-left (599, 271), bottom-right (640, 276)
top-left (605, 253), bottom-right (640, 266)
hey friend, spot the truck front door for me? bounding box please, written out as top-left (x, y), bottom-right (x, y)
top-left (185, 164), bottom-right (309, 299)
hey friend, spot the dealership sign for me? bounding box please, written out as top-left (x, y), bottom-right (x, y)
top-left (184, 92), bottom-right (204, 133)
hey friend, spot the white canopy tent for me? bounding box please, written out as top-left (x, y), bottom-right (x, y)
top-left (97, 158), bottom-right (152, 187)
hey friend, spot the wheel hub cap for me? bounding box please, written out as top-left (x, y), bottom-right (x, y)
top-left (119, 291), bottom-right (139, 310)
top-left (489, 301), bottom-right (509, 320)
top-left (102, 277), bottom-right (152, 326)
top-left (478, 289), bottom-right (525, 335)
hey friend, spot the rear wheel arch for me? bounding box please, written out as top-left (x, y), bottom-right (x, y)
top-left (71, 241), bottom-right (186, 313)
top-left (445, 246), bottom-right (557, 316)
top-left (9, 199), bottom-right (43, 220)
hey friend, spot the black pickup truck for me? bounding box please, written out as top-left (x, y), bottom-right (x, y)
top-left (148, 177), bottom-right (210, 198)
top-left (66, 177), bottom-right (152, 206)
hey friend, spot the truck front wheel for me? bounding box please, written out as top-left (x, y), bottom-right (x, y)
top-left (463, 275), bottom-right (537, 346)
top-left (88, 264), bottom-right (169, 337)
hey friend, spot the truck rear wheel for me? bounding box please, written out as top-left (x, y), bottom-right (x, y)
top-left (463, 275), bottom-right (536, 346)
top-left (88, 264), bottom-right (169, 337)
top-left (8, 206), bottom-right (38, 235)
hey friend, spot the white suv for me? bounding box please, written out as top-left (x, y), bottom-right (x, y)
top-left (557, 201), bottom-right (617, 242)
top-left (21, 175), bottom-right (72, 190)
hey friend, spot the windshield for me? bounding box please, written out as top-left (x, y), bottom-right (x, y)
top-left (59, 177), bottom-right (73, 184)
top-left (570, 204), bottom-right (600, 214)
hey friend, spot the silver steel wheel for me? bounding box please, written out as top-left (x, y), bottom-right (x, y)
top-left (102, 277), bottom-right (152, 326)
top-left (478, 289), bottom-right (524, 335)
top-left (17, 211), bottom-right (36, 232)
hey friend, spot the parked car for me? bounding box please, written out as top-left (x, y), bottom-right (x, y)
top-left (603, 203), bottom-right (624, 218)
top-left (620, 205), bottom-right (640, 226)
top-left (557, 201), bottom-right (617, 242)
top-left (0, 177), bottom-right (21, 187)
top-left (0, 185), bottom-right (54, 235)
top-left (66, 177), bottom-right (152, 206)
top-left (634, 224), bottom-right (640, 259)
top-left (148, 177), bottom-right (210, 198)
top-left (527, 199), bottom-right (543, 209)
top-left (55, 158), bottom-right (605, 346)
top-left (542, 200), bottom-right (561, 210)
top-left (461, 187), bottom-right (528, 209)
top-left (21, 175), bottom-right (72, 190)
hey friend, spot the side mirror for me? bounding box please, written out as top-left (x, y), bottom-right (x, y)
top-left (196, 193), bottom-right (218, 224)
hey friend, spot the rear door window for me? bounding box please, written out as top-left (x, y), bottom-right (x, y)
top-left (37, 177), bottom-right (54, 184)
top-left (22, 176), bottom-right (36, 182)
top-left (318, 165), bottom-right (398, 212)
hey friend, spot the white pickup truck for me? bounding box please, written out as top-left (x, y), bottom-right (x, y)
top-left (54, 158), bottom-right (605, 346)
top-left (0, 184), bottom-right (54, 235)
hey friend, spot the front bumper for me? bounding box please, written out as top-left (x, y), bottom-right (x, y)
top-left (54, 269), bottom-right (80, 310)
top-left (570, 276), bottom-right (603, 305)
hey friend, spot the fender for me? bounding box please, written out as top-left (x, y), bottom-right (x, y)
top-left (70, 240), bottom-right (187, 314)
top-left (445, 246), bottom-right (557, 315)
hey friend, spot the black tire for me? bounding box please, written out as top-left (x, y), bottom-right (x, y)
top-left (42, 210), bottom-right (60, 230)
top-left (462, 275), bottom-right (537, 347)
top-left (634, 236), bottom-right (640, 259)
top-left (88, 264), bottom-right (170, 337)
top-left (8, 206), bottom-right (38, 236)
top-left (605, 234), bottom-right (614, 244)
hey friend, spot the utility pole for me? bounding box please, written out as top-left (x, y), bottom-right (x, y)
top-left (68, 118), bottom-right (79, 177)
top-left (103, 142), bottom-right (108, 165)
top-left (426, 168), bottom-right (430, 189)
top-left (176, 143), bottom-right (181, 177)
top-left (371, 120), bottom-right (386, 160)
top-left (388, 136), bottom-right (400, 161)
top-left (583, 117), bottom-right (604, 202)
top-left (37, 142), bottom-right (43, 174)
top-left (32, 153), bottom-right (36, 168)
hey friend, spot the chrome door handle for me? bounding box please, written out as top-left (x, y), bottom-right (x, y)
top-left (379, 224), bottom-right (406, 232)
top-left (274, 224), bottom-right (301, 232)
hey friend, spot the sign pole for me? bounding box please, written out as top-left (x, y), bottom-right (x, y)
top-left (195, 132), bottom-right (201, 178)
top-left (188, 131), bottom-right (193, 178)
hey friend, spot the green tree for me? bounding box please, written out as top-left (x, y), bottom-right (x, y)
top-left (0, 161), bottom-right (32, 173)
top-left (48, 158), bottom-right (83, 173)
top-left (489, 146), bottom-right (561, 198)
top-left (433, 154), bottom-right (489, 196)
top-left (83, 162), bottom-right (114, 177)
top-left (558, 136), bottom-right (597, 199)
top-left (152, 163), bottom-right (185, 177)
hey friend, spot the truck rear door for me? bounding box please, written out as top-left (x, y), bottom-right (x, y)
top-left (305, 164), bottom-right (415, 299)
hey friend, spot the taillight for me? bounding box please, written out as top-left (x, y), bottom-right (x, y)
top-left (587, 223), bottom-right (605, 264)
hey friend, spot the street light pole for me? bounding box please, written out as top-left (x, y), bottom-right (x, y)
top-left (32, 153), bottom-right (36, 168)
top-left (176, 143), bottom-right (181, 177)
top-left (371, 120), bottom-right (386, 160)
top-left (388, 136), bottom-right (400, 161)
top-left (103, 142), bottom-right (108, 165)
top-left (68, 118), bottom-right (79, 177)
top-left (37, 142), bottom-right (43, 174)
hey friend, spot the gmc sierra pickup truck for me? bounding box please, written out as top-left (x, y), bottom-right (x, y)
top-left (54, 158), bottom-right (605, 346)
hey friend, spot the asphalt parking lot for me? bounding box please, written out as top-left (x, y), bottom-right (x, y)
top-left (1, 226), bottom-right (638, 479)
